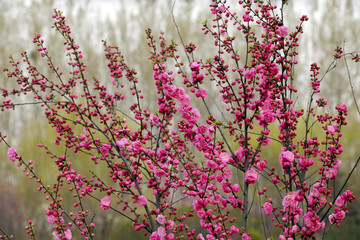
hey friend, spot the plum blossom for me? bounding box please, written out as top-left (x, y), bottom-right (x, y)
top-left (256, 160), bottom-right (267, 171)
top-left (137, 195), bottom-right (148, 206)
top-left (324, 167), bottom-right (337, 179)
top-left (339, 103), bottom-right (347, 112)
top-left (263, 202), bottom-right (272, 215)
top-left (7, 147), bottom-right (16, 162)
top-left (99, 196), bottom-right (111, 210)
top-left (242, 233), bottom-right (252, 240)
top-left (156, 214), bottom-right (166, 224)
top-left (195, 88), bottom-right (207, 98)
top-left (47, 214), bottom-right (57, 225)
top-left (277, 26), bottom-right (289, 37)
top-left (279, 150), bottom-right (294, 168)
top-left (190, 61), bottom-right (201, 69)
top-left (232, 184), bottom-right (240, 193)
top-left (116, 137), bottom-right (128, 148)
top-left (151, 114), bottom-right (160, 125)
top-left (242, 12), bottom-right (252, 22)
top-left (52, 229), bottom-right (72, 240)
top-left (166, 220), bottom-right (174, 230)
top-left (327, 124), bottom-right (337, 135)
top-left (244, 68), bottom-right (256, 79)
top-left (282, 192), bottom-right (298, 209)
top-left (245, 168), bottom-right (258, 184)
top-left (335, 196), bottom-right (346, 207)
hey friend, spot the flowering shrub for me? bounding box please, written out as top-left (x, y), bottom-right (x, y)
top-left (0, 0), bottom-right (359, 239)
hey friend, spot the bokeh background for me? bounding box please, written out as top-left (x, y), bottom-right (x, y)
top-left (1, 0), bottom-right (360, 239)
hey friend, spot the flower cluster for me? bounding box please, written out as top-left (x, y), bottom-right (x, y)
top-left (0, 1), bottom-right (358, 240)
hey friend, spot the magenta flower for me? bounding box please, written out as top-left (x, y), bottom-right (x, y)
top-left (282, 192), bottom-right (298, 209)
top-left (339, 103), bottom-right (347, 112)
top-left (7, 147), bottom-right (16, 162)
top-left (47, 214), bottom-right (57, 225)
top-left (277, 26), bottom-right (289, 37)
top-left (52, 229), bottom-right (72, 240)
top-left (245, 168), bottom-right (258, 184)
top-left (137, 195), bottom-right (148, 207)
top-left (99, 196), bottom-right (111, 210)
top-left (244, 68), bottom-right (256, 79)
top-left (327, 125), bottom-right (336, 135)
top-left (241, 233), bottom-right (251, 240)
top-left (263, 202), bottom-right (272, 216)
top-left (242, 12), bottom-right (251, 22)
top-left (116, 137), bottom-right (128, 148)
top-left (190, 61), bottom-right (200, 69)
top-left (195, 88), bottom-right (207, 98)
top-left (335, 196), bottom-right (346, 207)
top-left (279, 150), bottom-right (294, 168)
top-left (232, 184), bottom-right (240, 193)
top-left (324, 167), bottom-right (337, 180)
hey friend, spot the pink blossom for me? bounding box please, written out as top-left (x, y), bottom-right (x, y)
top-left (219, 152), bottom-right (230, 163)
top-left (190, 61), bottom-right (201, 69)
top-left (166, 220), bottom-right (174, 230)
top-left (52, 231), bottom-right (61, 240)
top-left (151, 114), bottom-right (160, 125)
top-left (137, 195), bottom-right (148, 206)
top-left (328, 213), bottom-right (336, 224)
top-left (327, 125), bottom-right (336, 135)
top-left (261, 109), bottom-right (275, 124)
top-left (234, 146), bottom-right (244, 162)
top-left (298, 156), bottom-right (314, 169)
top-left (245, 168), bottom-right (258, 184)
top-left (167, 233), bottom-right (175, 240)
top-left (206, 234), bottom-right (216, 240)
top-left (242, 12), bottom-right (251, 22)
top-left (244, 68), bottom-right (256, 79)
top-left (156, 214), bottom-right (166, 224)
top-left (279, 235), bottom-right (286, 240)
top-left (197, 234), bottom-right (205, 240)
top-left (242, 233), bottom-right (252, 240)
top-left (132, 140), bottom-right (142, 152)
top-left (230, 225), bottom-right (239, 234)
top-left (303, 211), bottom-right (321, 233)
top-left (164, 84), bottom-right (177, 98)
top-left (7, 147), bottom-right (16, 162)
top-left (282, 192), bottom-right (298, 209)
top-left (256, 160), bottom-right (267, 171)
top-left (263, 202), bottom-right (272, 215)
top-left (339, 103), bottom-right (347, 112)
top-left (324, 167), bottom-right (337, 179)
top-left (64, 229), bottom-right (72, 240)
top-left (261, 137), bottom-right (271, 146)
top-left (220, 181), bottom-right (232, 193)
top-left (154, 168), bottom-right (166, 177)
top-left (150, 231), bottom-right (161, 240)
top-left (52, 229), bottom-right (72, 240)
top-left (277, 26), bottom-right (289, 37)
top-left (47, 214), bottom-right (57, 225)
top-left (100, 143), bottom-right (112, 155)
top-left (332, 159), bottom-right (342, 169)
top-left (335, 210), bottom-right (346, 220)
top-left (157, 226), bottom-right (166, 239)
top-left (116, 137), bottom-right (128, 148)
top-left (195, 88), bottom-right (207, 98)
top-left (99, 196), bottom-right (111, 210)
top-left (174, 87), bottom-right (186, 100)
top-left (279, 150), bottom-right (294, 168)
top-left (335, 196), bottom-right (346, 207)
top-left (232, 184), bottom-right (240, 193)
top-left (219, 5), bottom-right (226, 13)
